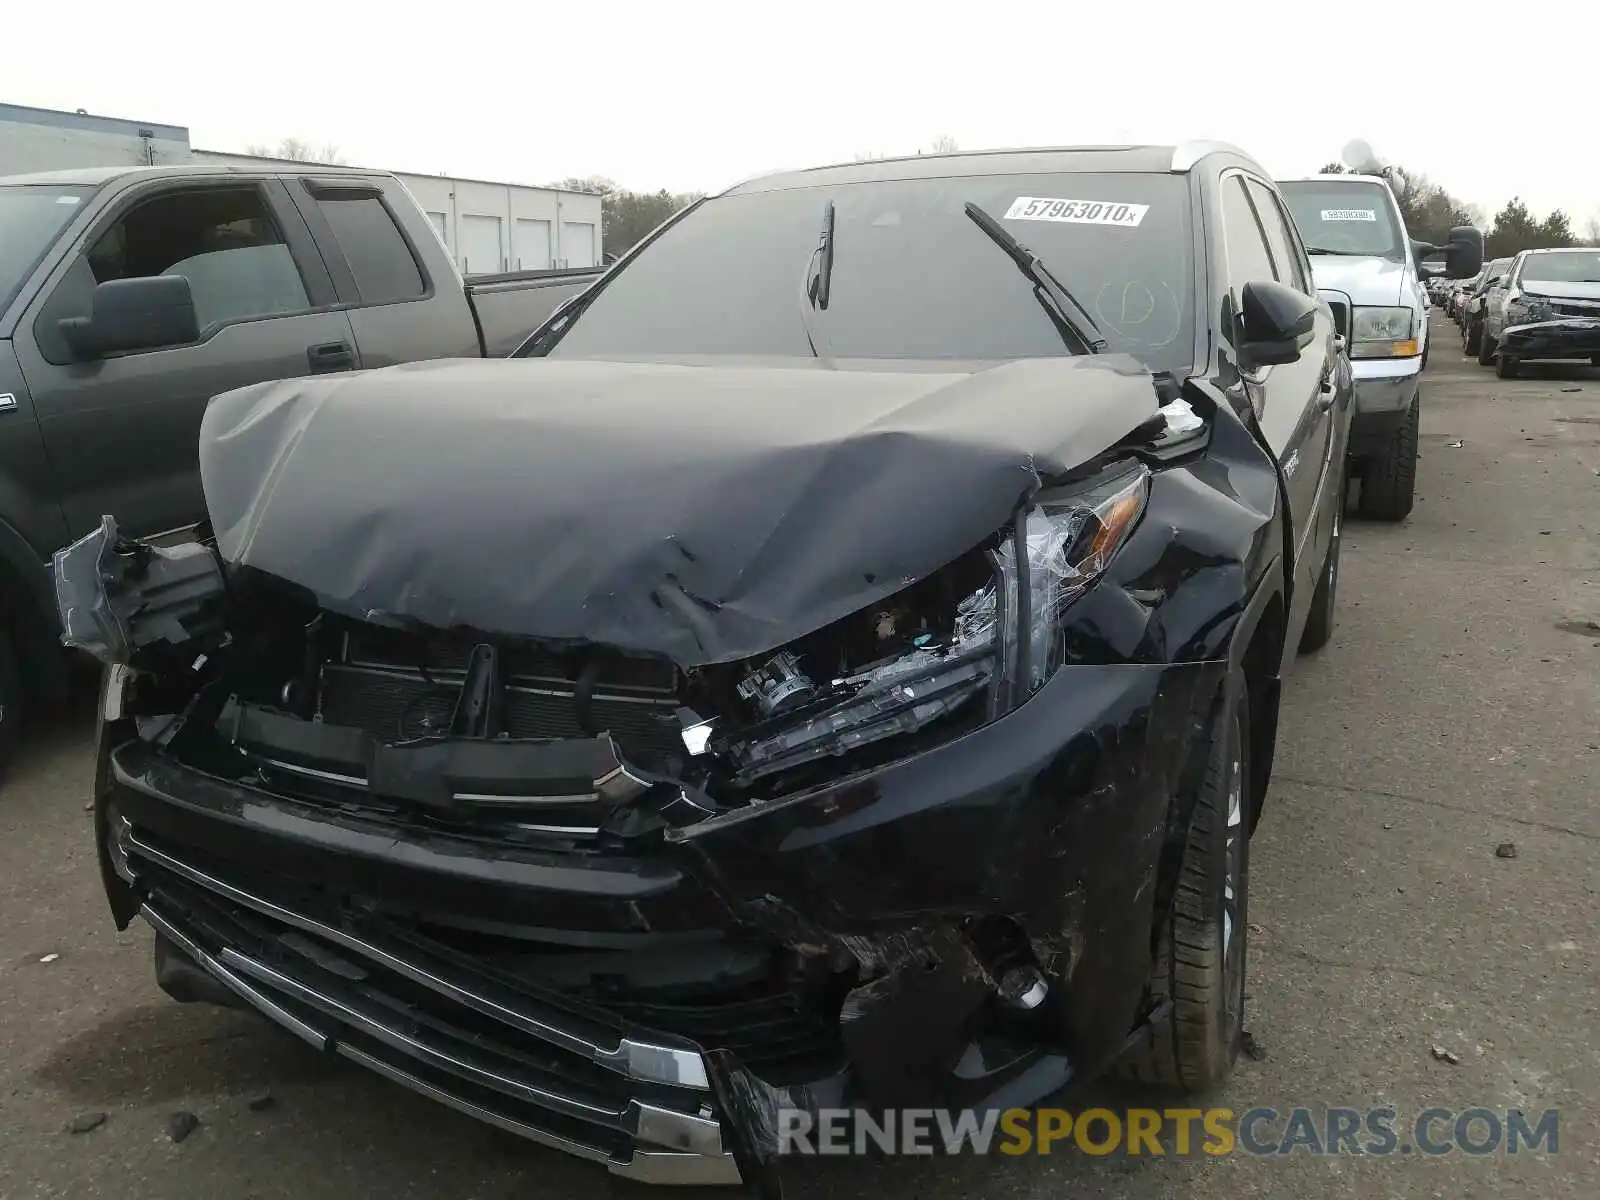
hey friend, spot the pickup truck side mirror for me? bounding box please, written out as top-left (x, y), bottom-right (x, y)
top-left (1415, 226), bottom-right (1485, 280)
top-left (60, 275), bottom-right (200, 361)
top-left (1238, 279), bottom-right (1317, 368)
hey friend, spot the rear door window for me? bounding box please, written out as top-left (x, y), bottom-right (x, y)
top-left (311, 190), bottom-right (427, 304)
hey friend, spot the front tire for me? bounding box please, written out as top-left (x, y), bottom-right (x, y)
top-left (1358, 395), bottom-right (1420, 521)
top-left (1119, 688), bottom-right (1251, 1092)
top-left (1463, 319), bottom-right (1481, 356)
top-left (0, 628), bottom-right (22, 784)
top-left (1496, 353), bottom-right (1519, 379)
top-left (1477, 328), bottom-right (1497, 366)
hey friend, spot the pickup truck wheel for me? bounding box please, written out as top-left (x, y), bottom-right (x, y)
top-left (1476, 330), bottom-right (1497, 367)
top-left (1298, 468), bottom-right (1343, 654)
top-left (0, 628), bottom-right (21, 783)
top-left (1495, 354), bottom-right (1519, 379)
top-left (1358, 396), bottom-right (1419, 521)
top-left (1118, 687), bottom-right (1250, 1092)
top-left (1463, 320), bottom-right (1481, 356)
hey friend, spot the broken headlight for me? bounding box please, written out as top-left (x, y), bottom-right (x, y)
top-left (721, 464), bottom-right (1149, 784)
top-left (1508, 293), bottom-right (1554, 324)
top-left (977, 463), bottom-right (1150, 706)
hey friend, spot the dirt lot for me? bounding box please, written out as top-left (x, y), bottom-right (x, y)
top-left (2, 314), bottom-right (1596, 1199)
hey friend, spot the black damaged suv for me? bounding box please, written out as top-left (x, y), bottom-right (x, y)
top-left (60, 143), bottom-right (1351, 1193)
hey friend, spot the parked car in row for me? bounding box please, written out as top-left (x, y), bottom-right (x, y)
top-left (59, 142), bottom-right (1352, 1193)
top-left (1277, 174), bottom-right (1482, 521)
top-left (1473, 247), bottom-right (1600, 377)
top-left (1448, 263), bottom-right (1491, 321)
top-left (0, 163), bottom-right (605, 775)
top-left (1461, 256), bottom-right (1514, 355)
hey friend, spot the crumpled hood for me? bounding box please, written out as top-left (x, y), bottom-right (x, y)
top-left (1307, 255), bottom-right (1408, 307)
top-left (198, 355), bottom-right (1160, 667)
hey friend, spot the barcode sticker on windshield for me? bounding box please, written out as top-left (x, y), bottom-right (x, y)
top-left (1321, 208), bottom-right (1376, 221)
top-left (1004, 197), bottom-right (1148, 227)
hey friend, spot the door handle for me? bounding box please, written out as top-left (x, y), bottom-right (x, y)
top-left (307, 341), bottom-right (356, 373)
top-left (1316, 371), bottom-right (1338, 411)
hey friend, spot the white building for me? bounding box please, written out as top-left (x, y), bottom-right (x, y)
top-left (1, 102), bottom-right (603, 274)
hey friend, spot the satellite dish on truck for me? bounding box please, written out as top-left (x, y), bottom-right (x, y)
top-left (1340, 139), bottom-right (1406, 191)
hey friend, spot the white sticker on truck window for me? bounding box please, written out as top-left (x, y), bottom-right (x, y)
top-left (1004, 197), bottom-right (1148, 227)
top-left (1321, 208), bottom-right (1376, 221)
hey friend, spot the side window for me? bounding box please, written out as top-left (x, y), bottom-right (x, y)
top-left (1245, 179), bottom-right (1309, 292)
top-left (1221, 176), bottom-right (1276, 307)
top-left (33, 186), bottom-right (311, 362)
top-left (311, 191), bottom-right (427, 304)
top-left (82, 186), bottom-right (309, 338)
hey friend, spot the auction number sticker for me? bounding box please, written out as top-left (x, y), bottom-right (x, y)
top-left (1004, 197), bottom-right (1148, 227)
top-left (1321, 208), bottom-right (1376, 221)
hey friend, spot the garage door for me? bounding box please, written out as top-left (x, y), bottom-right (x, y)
top-left (460, 214), bottom-right (504, 275)
top-left (514, 219), bottom-right (552, 270)
top-left (561, 221), bottom-right (596, 268)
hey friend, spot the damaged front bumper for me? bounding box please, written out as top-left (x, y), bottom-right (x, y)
top-left (1498, 317), bottom-right (1600, 361)
top-left (93, 651), bottom-right (1224, 1190)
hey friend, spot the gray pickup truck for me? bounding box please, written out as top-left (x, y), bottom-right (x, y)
top-left (0, 162), bottom-right (603, 774)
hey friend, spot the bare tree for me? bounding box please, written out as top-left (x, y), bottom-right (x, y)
top-left (1586, 216), bottom-right (1600, 247)
top-left (923, 134), bottom-right (960, 154)
top-left (245, 137), bottom-right (349, 165)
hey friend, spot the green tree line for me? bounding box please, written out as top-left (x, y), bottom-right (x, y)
top-left (563, 135), bottom-right (961, 258)
top-left (1316, 161), bottom-right (1592, 257)
top-left (547, 177), bottom-right (705, 258)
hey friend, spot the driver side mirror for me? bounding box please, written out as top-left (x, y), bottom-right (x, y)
top-left (1237, 280), bottom-right (1317, 368)
top-left (59, 275), bottom-right (200, 361)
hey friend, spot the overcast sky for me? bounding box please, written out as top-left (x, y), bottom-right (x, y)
top-left (11, 1), bottom-right (1598, 230)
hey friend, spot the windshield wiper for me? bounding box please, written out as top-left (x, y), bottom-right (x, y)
top-left (795, 200), bottom-right (837, 357)
top-left (807, 200), bottom-right (836, 310)
top-left (963, 202), bottom-right (1106, 354)
top-left (1305, 245), bottom-right (1376, 256)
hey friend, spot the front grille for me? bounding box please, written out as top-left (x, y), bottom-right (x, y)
top-left (1552, 301), bottom-right (1600, 319)
top-left (319, 664), bottom-right (684, 758)
top-left (1325, 297), bottom-right (1351, 341)
top-left (318, 626), bottom-right (684, 760)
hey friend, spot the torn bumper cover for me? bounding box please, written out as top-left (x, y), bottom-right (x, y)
top-left (1498, 316), bottom-right (1600, 361)
top-left (96, 651), bottom-right (1222, 1189)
